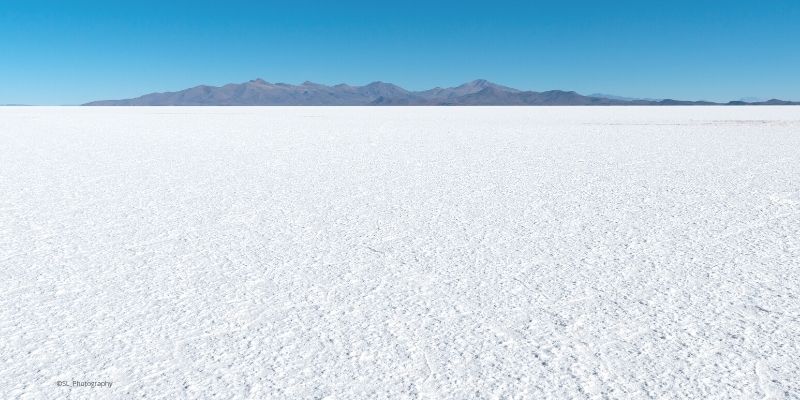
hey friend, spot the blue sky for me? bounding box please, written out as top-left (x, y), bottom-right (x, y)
top-left (1, 0), bottom-right (798, 104)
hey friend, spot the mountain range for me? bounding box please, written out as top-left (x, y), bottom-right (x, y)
top-left (83, 79), bottom-right (799, 106)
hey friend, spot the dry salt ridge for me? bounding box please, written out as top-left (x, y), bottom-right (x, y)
top-left (1, 106), bottom-right (798, 399)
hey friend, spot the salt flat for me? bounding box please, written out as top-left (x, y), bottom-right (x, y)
top-left (1, 106), bottom-right (798, 399)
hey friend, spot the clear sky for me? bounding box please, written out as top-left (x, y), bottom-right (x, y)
top-left (1, 0), bottom-right (798, 105)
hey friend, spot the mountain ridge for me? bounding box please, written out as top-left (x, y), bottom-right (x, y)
top-left (83, 79), bottom-right (800, 106)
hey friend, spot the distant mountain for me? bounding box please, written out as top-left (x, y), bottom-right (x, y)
top-left (416, 79), bottom-right (519, 102)
top-left (738, 97), bottom-right (767, 103)
top-left (590, 93), bottom-right (663, 102)
top-left (725, 99), bottom-right (800, 106)
top-left (84, 79), bottom-right (800, 106)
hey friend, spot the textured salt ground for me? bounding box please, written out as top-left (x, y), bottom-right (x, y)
top-left (1, 106), bottom-right (799, 399)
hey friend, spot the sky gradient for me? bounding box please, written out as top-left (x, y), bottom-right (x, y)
top-left (1, 0), bottom-right (799, 105)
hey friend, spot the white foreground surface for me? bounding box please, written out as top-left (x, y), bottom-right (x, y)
top-left (1, 107), bottom-right (799, 399)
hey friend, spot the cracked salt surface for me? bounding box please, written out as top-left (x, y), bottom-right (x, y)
top-left (1, 106), bottom-right (799, 399)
